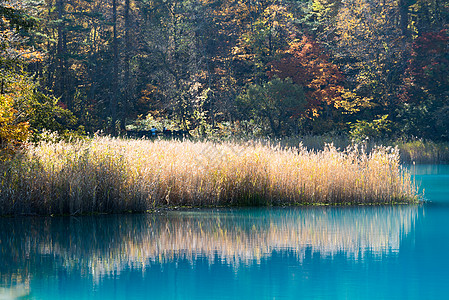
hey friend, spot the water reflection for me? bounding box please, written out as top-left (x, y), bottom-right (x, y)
top-left (0, 206), bottom-right (418, 287)
top-left (408, 164), bottom-right (449, 176)
top-left (408, 164), bottom-right (449, 205)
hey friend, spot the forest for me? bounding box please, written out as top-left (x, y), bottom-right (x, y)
top-left (1, 0), bottom-right (449, 144)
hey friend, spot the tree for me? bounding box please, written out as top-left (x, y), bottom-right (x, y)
top-left (236, 76), bottom-right (305, 136)
top-left (267, 35), bottom-right (363, 133)
top-left (0, 0), bottom-right (39, 148)
top-left (111, 0), bottom-right (119, 134)
top-left (27, 92), bottom-right (78, 138)
top-left (0, 0), bottom-right (79, 148)
top-left (269, 36), bottom-right (344, 115)
top-left (137, 0), bottom-right (213, 130)
top-left (407, 0), bottom-right (449, 36)
top-left (400, 30), bottom-right (449, 140)
top-left (232, 0), bottom-right (294, 84)
top-left (1, 0), bottom-right (41, 78)
top-left (0, 75), bottom-right (30, 148)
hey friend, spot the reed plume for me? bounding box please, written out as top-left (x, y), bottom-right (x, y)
top-left (0, 137), bottom-right (418, 215)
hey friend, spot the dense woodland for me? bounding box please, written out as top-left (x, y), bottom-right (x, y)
top-left (1, 0), bottom-right (449, 145)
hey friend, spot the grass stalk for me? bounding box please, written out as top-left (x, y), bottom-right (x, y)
top-left (0, 137), bottom-right (418, 215)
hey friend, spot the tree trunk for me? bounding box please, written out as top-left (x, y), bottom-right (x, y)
top-left (399, 0), bottom-right (409, 37)
top-left (56, 0), bottom-right (67, 107)
top-left (111, 0), bottom-right (119, 136)
top-left (121, 0), bottom-right (131, 132)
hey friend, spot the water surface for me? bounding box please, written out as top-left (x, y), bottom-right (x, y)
top-left (1, 165), bottom-right (448, 299)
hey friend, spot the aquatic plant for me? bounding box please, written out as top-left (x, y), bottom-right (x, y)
top-left (274, 135), bottom-right (449, 164)
top-left (0, 136), bottom-right (417, 215)
top-left (397, 140), bottom-right (449, 164)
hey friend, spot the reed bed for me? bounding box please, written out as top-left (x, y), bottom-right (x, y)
top-left (277, 135), bottom-right (449, 164)
top-left (398, 140), bottom-right (449, 164)
top-left (0, 137), bottom-right (417, 215)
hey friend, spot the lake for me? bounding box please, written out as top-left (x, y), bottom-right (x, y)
top-left (0, 165), bottom-right (448, 299)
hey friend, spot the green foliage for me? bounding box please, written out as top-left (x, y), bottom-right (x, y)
top-left (0, 72), bottom-right (79, 147)
top-left (0, 73), bottom-right (33, 151)
top-left (28, 92), bottom-right (77, 134)
top-left (2, 0), bottom-right (449, 142)
top-left (0, 92), bottom-right (30, 150)
top-left (398, 139), bottom-right (449, 164)
top-left (236, 77), bottom-right (305, 136)
top-left (0, 3), bottom-right (37, 31)
top-left (349, 115), bottom-right (391, 142)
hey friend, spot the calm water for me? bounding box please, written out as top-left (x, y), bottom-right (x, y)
top-left (1, 165), bottom-right (448, 299)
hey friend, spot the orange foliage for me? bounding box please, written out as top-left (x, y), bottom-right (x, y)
top-left (269, 36), bottom-right (344, 117)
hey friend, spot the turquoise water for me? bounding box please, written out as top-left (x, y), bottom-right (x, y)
top-left (0, 165), bottom-right (448, 299)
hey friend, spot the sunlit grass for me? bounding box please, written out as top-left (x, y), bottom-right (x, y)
top-left (0, 136), bottom-right (418, 215)
top-left (276, 135), bottom-right (449, 164)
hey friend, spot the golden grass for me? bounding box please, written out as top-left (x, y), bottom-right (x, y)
top-left (0, 136), bottom-right (418, 215)
top-left (277, 135), bottom-right (449, 164)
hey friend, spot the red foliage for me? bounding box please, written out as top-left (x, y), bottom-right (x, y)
top-left (58, 101), bottom-right (68, 109)
top-left (269, 36), bottom-right (344, 116)
top-left (404, 30), bottom-right (449, 103)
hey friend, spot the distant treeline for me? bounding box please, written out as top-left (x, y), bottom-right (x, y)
top-left (1, 0), bottom-right (449, 144)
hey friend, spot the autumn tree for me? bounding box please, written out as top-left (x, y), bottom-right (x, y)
top-left (0, 0), bottom-right (79, 149)
top-left (400, 30), bottom-right (449, 140)
top-left (0, 75), bottom-right (31, 148)
top-left (268, 35), bottom-right (364, 133)
top-left (2, 0), bottom-right (446, 140)
top-left (231, 0), bottom-right (295, 85)
top-left (333, 0), bottom-right (408, 110)
top-left (0, 0), bottom-right (38, 148)
top-left (40, 0), bottom-right (109, 129)
top-left (406, 0), bottom-right (449, 36)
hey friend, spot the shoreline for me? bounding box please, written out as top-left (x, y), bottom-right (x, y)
top-left (0, 201), bottom-right (424, 217)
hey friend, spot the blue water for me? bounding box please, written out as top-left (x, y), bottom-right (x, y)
top-left (0, 165), bottom-right (448, 299)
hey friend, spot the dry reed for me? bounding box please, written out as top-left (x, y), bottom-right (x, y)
top-left (398, 140), bottom-right (449, 164)
top-left (278, 135), bottom-right (449, 164)
top-left (0, 136), bottom-right (418, 215)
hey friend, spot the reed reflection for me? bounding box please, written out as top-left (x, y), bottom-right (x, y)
top-left (0, 206), bottom-right (418, 284)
